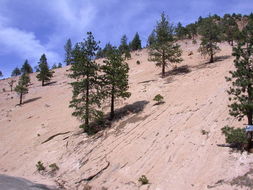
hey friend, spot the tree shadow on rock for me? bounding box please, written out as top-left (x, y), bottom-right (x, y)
top-left (163, 65), bottom-right (191, 77)
top-left (88, 100), bottom-right (149, 135)
top-left (21, 97), bottom-right (42, 105)
top-left (44, 81), bottom-right (57, 86)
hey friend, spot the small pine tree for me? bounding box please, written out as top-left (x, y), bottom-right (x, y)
top-left (51, 64), bottom-right (57, 69)
top-left (64, 39), bottom-right (72, 66)
top-left (21, 59), bottom-right (33, 74)
top-left (119, 35), bottom-right (131, 59)
top-left (198, 16), bottom-right (222, 63)
top-left (130, 32), bottom-right (142, 51)
top-left (102, 47), bottom-right (131, 120)
top-left (58, 62), bottom-right (62, 68)
top-left (69, 32), bottom-right (103, 133)
top-left (36, 54), bottom-right (54, 86)
top-left (0, 71), bottom-right (3, 78)
top-left (175, 22), bottom-right (188, 40)
top-left (147, 30), bottom-right (156, 47)
top-left (14, 74), bottom-right (30, 105)
top-left (148, 12), bottom-right (183, 77)
top-left (11, 67), bottom-right (21, 77)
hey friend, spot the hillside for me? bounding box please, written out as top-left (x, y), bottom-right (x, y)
top-left (0, 40), bottom-right (253, 190)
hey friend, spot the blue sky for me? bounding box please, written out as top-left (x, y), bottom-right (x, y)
top-left (0, 0), bottom-right (253, 77)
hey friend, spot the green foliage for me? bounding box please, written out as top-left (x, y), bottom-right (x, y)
top-left (0, 71), bottom-right (3, 78)
top-left (102, 47), bottom-right (131, 119)
top-left (69, 32), bottom-right (104, 134)
top-left (148, 12), bottom-right (183, 77)
top-left (119, 35), bottom-right (131, 59)
top-left (153, 94), bottom-right (164, 104)
top-left (138, 175), bottom-right (149, 185)
top-left (64, 38), bottom-right (72, 65)
top-left (175, 22), bottom-right (188, 40)
top-left (21, 60), bottom-right (33, 74)
top-left (36, 161), bottom-right (45, 171)
top-left (49, 163), bottom-right (59, 172)
top-left (221, 126), bottom-right (247, 149)
top-left (36, 54), bottom-right (54, 86)
top-left (130, 32), bottom-right (142, 51)
top-left (147, 30), bottom-right (156, 47)
top-left (11, 67), bottom-right (21, 77)
top-left (186, 23), bottom-right (198, 40)
top-left (96, 43), bottom-right (114, 58)
top-left (58, 62), bottom-right (62, 68)
top-left (226, 35), bottom-right (253, 123)
top-left (198, 15), bottom-right (222, 63)
top-left (14, 73), bottom-right (30, 104)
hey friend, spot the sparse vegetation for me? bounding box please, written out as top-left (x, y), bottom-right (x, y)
top-left (138, 175), bottom-right (149, 185)
top-left (153, 94), bottom-right (164, 105)
top-left (8, 79), bottom-right (16, 92)
top-left (221, 126), bottom-right (247, 150)
top-left (201, 129), bottom-right (209, 135)
top-left (36, 161), bottom-right (45, 171)
top-left (49, 163), bottom-right (59, 172)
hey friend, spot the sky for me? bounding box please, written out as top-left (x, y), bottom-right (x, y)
top-left (0, 0), bottom-right (253, 77)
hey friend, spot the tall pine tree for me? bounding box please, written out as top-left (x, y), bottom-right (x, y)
top-left (36, 54), bottom-right (54, 86)
top-left (198, 16), bottom-right (222, 63)
top-left (64, 39), bottom-right (72, 66)
top-left (11, 67), bottom-right (21, 77)
top-left (119, 35), bottom-right (131, 59)
top-left (102, 47), bottom-right (131, 120)
top-left (14, 73), bottom-right (30, 105)
top-left (130, 32), bottom-right (142, 51)
top-left (148, 12), bottom-right (183, 78)
top-left (21, 59), bottom-right (33, 74)
top-left (69, 32), bottom-right (103, 133)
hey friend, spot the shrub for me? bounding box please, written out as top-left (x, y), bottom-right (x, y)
top-left (49, 163), bottom-right (59, 172)
top-left (192, 39), bottom-right (197, 44)
top-left (153, 94), bottom-right (164, 105)
top-left (138, 175), bottom-right (149, 185)
top-left (201, 129), bottom-right (209, 135)
top-left (36, 161), bottom-right (45, 171)
top-left (221, 126), bottom-right (247, 150)
top-left (136, 60), bottom-right (141, 65)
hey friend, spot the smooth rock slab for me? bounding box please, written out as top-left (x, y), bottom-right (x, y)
top-left (0, 174), bottom-right (57, 190)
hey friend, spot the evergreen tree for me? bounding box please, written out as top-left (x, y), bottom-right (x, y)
top-left (147, 30), bottom-right (156, 47)
top-left (148, 12), bottom-right (183, 78)
top-left (11, 67), bottom-right (21, 77)
top-left (119, 35), bottom-right (131, 59)
top-left (175, 22), bottom-right (187, 40)
top-left (221, 16), bottom-right (239, 46)
top-left (36, 54), bottom-right (54, 86)
top-left (58, 62), bottom-right (62, 68)
top-left (14, 73), bottom-right (30, 105)
top-left (102, 47), bottom-right (131, 120)
top-left (185, 23), bottom-right (197, 40)
top-left (64, 38), bottom-right (72, 65)
top-left (51, 64), bottom-right (57, 69)
top-left (130, 32), bottom-right (142, 51)
top-left (21, 59), bottom-right (33, 74)
top-left (226, 35), bottom-right (253, 148)
top-left (0, 71), bottom-right (3, 78)
top-left (69, 32), bottom-right (103, 133)
top-left (198, 16), bottom-right (222, 63)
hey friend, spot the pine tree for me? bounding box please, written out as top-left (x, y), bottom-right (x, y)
top-left (119, 35), bottom-right (131, 59)
top-left (14, 73), bottom-right (30, 105)
top-left (130, 32), bottom-right (142, 51)
top-left (69, 32), bottom-right (103, 133)
top-left (175, 22), bottom-right (187, 40)
top-left (198, 16), bottom-right (222, 63)
top-left (148, 12), bottom-right (183, 78)
top-left (36, 54), bottom-right (54, 86)
top-left (58, 62), bottom-right (62, 68)
top-left (11, 67), bottom-right (21, 77)
top-left (147, 30), bottom-right (156, 47)
top-left (21, 60), bottom-right (33, 74)
top-left (0, 71), bottom-right (3, 78)
top-left (221, 15), bottom-right (239, 46)
top-left (185, 23), bottom-right (197, 40)
top-left (102, 47), bottom-right (131, 120)
top-left (64, 38), bottom-right (72, 66)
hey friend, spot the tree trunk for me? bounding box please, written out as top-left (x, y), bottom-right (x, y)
top-left (85, 79), bottom-right (89, 131)
top-left (210, 44), bottom-right (214, 63)
top-left (110, 86), bottom-right (115, 120)
top-left (162, 50), bottom-right (165, 78)
top-left (42, 80), bottom-right (44, 86)
top-left (231, 40), bottom-right (234, 47)
top-left (20, 93), bottom-right (23, 105)
top-left (247, 85), bottom-right (253, 150)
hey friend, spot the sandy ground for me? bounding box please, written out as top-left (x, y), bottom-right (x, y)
top-left (0, 40), bottom-right (253, 190)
